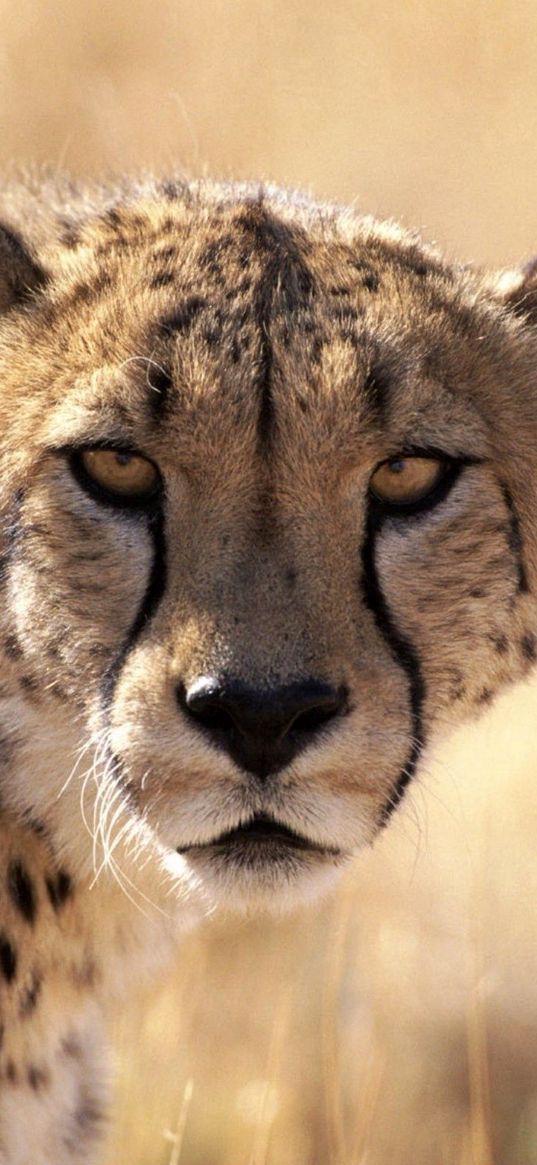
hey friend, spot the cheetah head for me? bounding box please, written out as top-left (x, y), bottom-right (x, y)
top-left (1, 182), bottom-right (536, 914)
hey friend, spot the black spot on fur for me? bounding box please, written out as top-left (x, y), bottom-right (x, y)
top-left (521, 632), bottom-right (537, 662)
top-left (476, 687), bottom-right (494, 705)
top-left (159, 180), bottom-right (183, 201)
top-left (60, 224), bottom-right (81, 249)
top-left (201, 325), bottom-right (221, 347)
top-left (66, 282), bottom-right (95, 306)
top-left (24, 816), bottom-right (49, 840)
top-left (63, 1085), bottom-right (105, 1154)
top-left (6, 1059), bottom-right (17, 1083)
top-left (349, 258), bottom-right (379, 293)
top-left (160, 296), bottom-right (208, 334)
top-left (103, 207), bottom-right (122, 228)
top-left (8, 861), bottom-right (37, 924)
top-left (150, 271), bottom-right (175, 289)
top-left (362, 271), bottom-right (379, 292)
top-left (48, 681), bottom-right (68, 701)
top-left (330, 303), bottom-right (359, 326)
top-left (153, 245), bottom-right (177, 262)
top-left (27, 1064), bottom-right (49, 1091)
top-left (490, 633), bottom-right (508, 655)
top-left (0, 934), bottom-right (17, 982)
top-left (46, 870), bottom-right (73, 911)
top-left (61, 1034), bottom-right (83, 1060)
top-left (3, 635), bottom-right (22, 659)
top-left (75, 1099), bottom-right (104, 1133)
top-left (403, 257), bottom-right (429, 277)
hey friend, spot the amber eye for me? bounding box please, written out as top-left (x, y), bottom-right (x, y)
top-left (369, 455), bottom-right (448, 508)
top-left (73, 448), bottom-right (161, 505)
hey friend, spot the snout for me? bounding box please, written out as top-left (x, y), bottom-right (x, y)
top-left (177, 675), bottom-right (348, 779)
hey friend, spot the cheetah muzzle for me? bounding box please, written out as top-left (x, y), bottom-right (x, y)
top-left (0, 175), bottom-right (536, 1164)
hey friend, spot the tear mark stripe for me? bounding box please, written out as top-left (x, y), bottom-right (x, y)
top-left (101, 508), bottom-right (167, 711)
top-left (360, 510), bottom-right (425, 824)
top-left (501, 483), bottom-right (529, 593)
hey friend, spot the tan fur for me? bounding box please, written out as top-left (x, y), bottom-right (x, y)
top-left (0, 173), bottom-right (536, 1163)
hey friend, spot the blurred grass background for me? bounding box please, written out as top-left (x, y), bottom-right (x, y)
top-left (1, 2), bottom-right (537, 1160)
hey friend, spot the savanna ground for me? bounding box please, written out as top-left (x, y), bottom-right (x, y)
top-left (1, 2), bottom-right (537, 1161)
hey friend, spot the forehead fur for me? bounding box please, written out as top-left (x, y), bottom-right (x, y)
top-left (0, 177), bottom-right (536, 497)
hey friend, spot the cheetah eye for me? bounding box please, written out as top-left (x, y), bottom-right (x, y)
top-left (369, 455), bottom-right (451, 511)
top-left (70, 448), bottom-right (161, 508)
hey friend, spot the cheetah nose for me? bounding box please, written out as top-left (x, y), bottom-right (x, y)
top-left (177, 676), bottom-right (348, 780)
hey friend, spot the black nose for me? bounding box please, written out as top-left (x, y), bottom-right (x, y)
top-left (178, 676), bottom-right (347, 779)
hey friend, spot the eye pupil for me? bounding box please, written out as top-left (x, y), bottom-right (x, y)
top-left (388, 459), bottom-right (406, 475)
top-left (115, 452), bottom-right (133, 466)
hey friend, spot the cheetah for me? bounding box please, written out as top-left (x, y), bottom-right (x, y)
top-left (0, 172), bottom-right (536, 1163)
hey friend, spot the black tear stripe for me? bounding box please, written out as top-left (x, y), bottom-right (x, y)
top-left (361, 510), bottom-right (425, 825)
top-left (101, 508), bottom-right (167, 711)
top-left (501, 483), bottom-right (529, 594)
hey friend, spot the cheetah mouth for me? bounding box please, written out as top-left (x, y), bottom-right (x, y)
top-left (176, 814), bottom-right (342, 857)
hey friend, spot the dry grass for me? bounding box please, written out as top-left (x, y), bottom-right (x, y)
top-left (1, 2), bottom-right (537, 1160)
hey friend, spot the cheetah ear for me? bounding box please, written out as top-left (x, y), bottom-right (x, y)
top-left (490, 258), bottom-right (537, 324)
top-left (0, 223), bottom-right (47, 314)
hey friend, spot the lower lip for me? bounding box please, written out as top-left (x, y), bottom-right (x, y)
top-left (177, 825), bottom-right (340, 857)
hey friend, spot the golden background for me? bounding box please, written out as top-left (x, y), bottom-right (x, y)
top-left (2, 2), bottom-right (537, 1162)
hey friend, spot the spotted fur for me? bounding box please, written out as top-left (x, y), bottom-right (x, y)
top-left (0, 172), bottom-right (536, 1163)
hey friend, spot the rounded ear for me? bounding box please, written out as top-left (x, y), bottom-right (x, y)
top-left (490, 257), bottom-right (537, 324)
top-left (0, 223), bottom-right (47, 314)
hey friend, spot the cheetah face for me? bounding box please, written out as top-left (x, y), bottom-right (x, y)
top-left (1, 188), bottom-right (537, 912)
